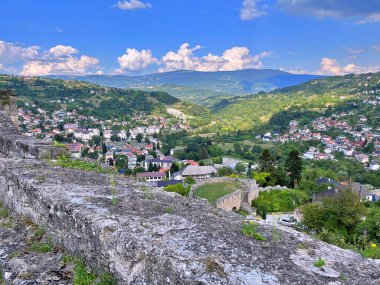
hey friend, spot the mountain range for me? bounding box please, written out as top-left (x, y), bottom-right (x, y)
top-left (48, 69), bottom-right (323, 104)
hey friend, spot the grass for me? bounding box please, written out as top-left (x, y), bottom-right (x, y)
top-left (164, 207), bottom-right (174, 214)
top-left (54, 155), bottom-right (112, 173)
top-left (0, 203), bottom-right (13, 229)
top-left (27, 228), bottom-right (53, 253)
top-left (241, 221), bottom-right (267, 241)
top-left (194, 182), bottom-right (241, 204)
top-left (0, 203), bottom-right (9, 219)
top-left (314, 257), bottom-right (326, 267)
top-left (63, 255), bottom-right (116, 285)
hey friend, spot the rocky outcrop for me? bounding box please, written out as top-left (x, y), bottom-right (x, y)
top-left (0, 111), bottom-right (68, 159)
top-left (0, 212), bottom-right (74, 284)
top-left (0, 111), bottom-right (380, 284)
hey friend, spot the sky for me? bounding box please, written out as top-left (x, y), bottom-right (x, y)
top-left (0, 0), bottom-right (379, 76)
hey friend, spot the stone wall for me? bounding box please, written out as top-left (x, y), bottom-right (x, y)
top-left (1, 111), bottom-right (380, 284)
top-left (190, 177), bottom-right (259, 212)
top-left (215, 190), bottom-right (242, 211)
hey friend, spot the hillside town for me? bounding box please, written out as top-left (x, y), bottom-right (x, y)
top-left (261, 96), bottom-right (380, 171)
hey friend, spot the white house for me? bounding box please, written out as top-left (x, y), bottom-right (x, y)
top-left (176, 165), bottom-right (217, 180)
top-left (136, 172), bottom-right (166, 182)
top-left (104, 130), bottom-right (112, 140)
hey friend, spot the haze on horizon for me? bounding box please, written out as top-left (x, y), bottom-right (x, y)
top-left (0, 0), bottom-right (380, 77)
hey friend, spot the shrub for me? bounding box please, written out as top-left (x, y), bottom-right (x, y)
top-left (252, 189), bottom-right (309, 213)
top-left (164, 184), bottom-right (190, 196)
top-left (301, 189), bottom-right (367, 234)
top-left (241, 221), bottom-right (267, 241)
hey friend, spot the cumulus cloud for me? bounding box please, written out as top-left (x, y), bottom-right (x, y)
top-left (49, 45), bottom-right (78, 57)
top-left (0, 40), bottom-right (100, 76)
top-left (159, 43), bottom-right (273, 72)
top-left (240, 0), bottom-right (267, 21)
top-left (116, 48), bottom-right (158, 72)
top-left (21, 56), bottom-right (99, 76)
top-left (319, 57), bottom-right (380, 75)
top-left (277, 0), bottom-right (380, 24)
top-left (114, 0), bottom-right (152, 10)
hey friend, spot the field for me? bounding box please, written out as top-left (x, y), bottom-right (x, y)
top-left (194, 182), bottom-right (241, 204)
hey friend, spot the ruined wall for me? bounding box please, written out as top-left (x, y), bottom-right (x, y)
top-left (215, 190), bottom-right (242, 211)
top-left (191, 177), bottom-right (259, 211)
top-left (1, 111), bottom-right (380, 284)
top-left (247, 188), bottom-right (259, 204)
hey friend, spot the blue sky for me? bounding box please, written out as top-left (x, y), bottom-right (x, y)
top-left (0, 0), bottom-right (379, 76)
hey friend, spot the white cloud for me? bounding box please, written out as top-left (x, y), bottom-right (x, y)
top-left (114, 0), bottom-right (152, 10)
top-left (116, 48), bottom-right (158, 72)
top-left (159, 43), bottom-right (273, 72)
top-left (240, 0), bottom-right (266, 21)
top-left (0, 40), bottom-right (100, 76)
top-left (355, 13), bottom-right (380, 24)
top-left (20, 55), bottom-right (99, 76)
top-left (342, 47), bottom-right (364, 54)
top-left (0, 41), bottom-right (40, 65)
top-left (319, 57), bottom-right (380, 75)
top-left (49, 45), bottom-right (78, 57)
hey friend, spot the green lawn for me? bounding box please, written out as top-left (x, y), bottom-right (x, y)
top-left (194, 182), bottom-right (241, 204)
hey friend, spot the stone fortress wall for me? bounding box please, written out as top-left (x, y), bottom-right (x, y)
top-left (0, 99), bottom-right (379, 284)
top-left (191, 177), bottom-right (259, 212)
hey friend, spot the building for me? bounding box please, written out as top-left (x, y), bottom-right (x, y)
top-left (176, 165), bottom-right (217, 180)
top-left (144, 159), bottom-right (172, 171)
top-left (136, 172), bottom-right (166, 182)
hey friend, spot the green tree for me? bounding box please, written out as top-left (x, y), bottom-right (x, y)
top-left (286, 149), bottom-right (303, 188)
top-left (252, 172), bottom-right (271, 187)
top-left (301, 188), bottom-right (367, 234)
top-left (89, 151), bottom-right (99, 160)
top-left (234, 162), bottom-right (246, 174)
top-left (200, 147), bottom-right (209, 160)
top-left (184, 176), bottom-right (196, 185)
top-left (259, 149), bottom-right (275, 173)
top-left (102, 143), bottom-right (108, 155)
top-left (170, 162), bottom-right (180, 173)
top-left (136, 133), bottom-right (143, 143)
top-left (111, 134), bottom-right (121, 142)
top-left (218, 167), bottom-right (233, 177)
top-left (90, 135), bottom-right (103, 146)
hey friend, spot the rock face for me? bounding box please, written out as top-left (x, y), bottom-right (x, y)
top-left (0, 215), bottom-right (74, 284)
top-left (0, 110), bottom-right (380, 284)
top-left (0, 111), bottom-right (68, 159)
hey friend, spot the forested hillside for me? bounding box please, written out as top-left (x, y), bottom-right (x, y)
top-left (0, 74), bottom-right (207, 120)
top-left (205, 72), bottom-right (380, 134)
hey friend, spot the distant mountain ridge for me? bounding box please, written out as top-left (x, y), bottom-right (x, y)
top-left (48, 69), bottom-right (323, 103)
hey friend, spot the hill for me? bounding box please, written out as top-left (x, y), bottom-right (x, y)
top-left (203, 72), bottom-right (380, 133)
top-left (48, 69), bottom-right (322, 104)
top-left (0, 74), bottom-right (208, 120)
